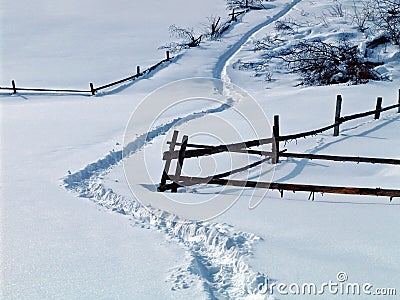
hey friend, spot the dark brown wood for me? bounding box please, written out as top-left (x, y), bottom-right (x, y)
top-left (334, 95), bottom-right (342, 136)
top-left (163, 146), bottom-right (278, 160)
top-left (1, 55), bottom-right (175, 95)
top-left (0, 85), bottom-right (90, 93)
top-left (375, 97), bottom-right (383, 119)
top-left (95, 59), bottom-right (168, 92)
top-left (159, 130), bottom-right (179, 190)
top-left (272, 115), bottom-right (280, 164)
top-left (171, 135), bottom-right (188, 193)
top-left (12, 80), bottom-right (16, 94)
top-left (90, 83), bottom-right (95, 95)
top-left (95, 75), bottom-right (137, 91)
top-left (136, 66), bottom-right (141, 76)
top-left (281, 152), bottom-right (400, 165)
top-left (166, 51), bottom-right (170, 61)
top-left (212, 156), bottom-right (271, 179)
top-left (341, 103), bottom-right (399, 123)
top-left (174, 176), bottom-right (400, 200)
top-left (164, 101), bottom-right (400, 160)
top-left (398, 89), bottom-right (400, 113)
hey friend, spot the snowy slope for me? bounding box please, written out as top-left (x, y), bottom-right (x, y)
top-left (2, 0), bottom-right (400, 299)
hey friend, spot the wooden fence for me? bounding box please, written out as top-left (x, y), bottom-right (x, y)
top-left (0, 51), bottom-right (172, 96)
top-left (158, 90), bottom-right (400, 201)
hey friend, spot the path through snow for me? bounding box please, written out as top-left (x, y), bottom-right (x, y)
top-left (64, 1), bottom-right (303, 298)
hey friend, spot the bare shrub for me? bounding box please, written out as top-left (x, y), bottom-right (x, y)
top-left (203, 16), bottom-right (222, 39)
top-left (276, 39), bottom-right (379, 85)
top-left (372, 0), bottom-right (400, 45)
top-left (169, 25), bottom-right (202, 47)
top-left (227, 0), bottom-right (265, 10)
top-left (274, 19), bottom-right (300, 34)
top-left (328, 3), bottom-right (346, 17)
top-left (232, 59), bottom-right (273, 81)
top-left (350, 0), bottom-right (375, 32)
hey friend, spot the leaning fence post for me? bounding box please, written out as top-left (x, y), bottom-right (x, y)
top-left (90, 83), bottom-right (95, 95)
top-left (333, 94), bottom-right (342, 136)
top-left (375, 97), bottom-right (382, 119)
top-left (171, 135), bottom-right (188, 193)
top-left (272, 115), bottom-right (280, 164)
top-left (159, 130), bottom-right (179, 190)
top-left (136, 66), bottom-right (141, 76)
top-left (166, 50), bottom-right (170, 61)
top-left (11, 80), bottom-right (17, 94)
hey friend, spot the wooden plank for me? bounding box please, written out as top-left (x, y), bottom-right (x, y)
top-left (281, 152), bottom-right (400, 165)
top-left (398, 89), bottom-right (400, 113)
top-left (2, 86), bottom-right (90, 93)
top-left (95, 74), bottom-right (138, 91)
top-left (334, 95), bottom-right (342, 136)
top-left (171, 135), bottom-right (188, 193)
top-left (163, 146), bottom-right (276, 160)
top-left (174, 176), bottom-right (400, 200)
top-left (12, 80), bottom-right (16, 94)
top-left (90, 83), bottom-right (95, 95)
top-left (212, 156), bottom-right (271, 179)
top-left (375, 97), bottom-right (383, 119)
top-left (341, 103), bottom-right (399, 123)
top-left (272, 115), bottom-right (280, 164)
top-left (159, 130), bottom-right (179, 189)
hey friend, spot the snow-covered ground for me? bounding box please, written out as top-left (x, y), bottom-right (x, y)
top-left (2, 0), bottom-right (399, 299)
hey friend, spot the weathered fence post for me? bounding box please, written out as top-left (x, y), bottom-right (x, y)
top-left (171, 135), bottom-right (188, 193)
top-left (375, 97), bottom-right (383, 120)
top-left (136, 66), bottom-right (141, 76)
top-left (159, 130), bottom-right (179, 190)
top-left (245, 0), bottom-right (249, 8)
top-left (231, 9), bottom-right (235, 21)
top-left (90, 83), bottom-right (95, 95)
top-left (166, 50), bottom-right (170, 61)
top-left (333, 94), bottom-right (342, 136)
top-left (398, 89), bottom-right (400, 113)
top-left (11, 80), bottom-right (17, 94)
top-left (272, 115), bottom-right (280, 164)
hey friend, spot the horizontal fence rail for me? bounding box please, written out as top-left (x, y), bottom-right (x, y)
top-left (1, 52), bottom-right (172, 96)
top-left (0, 85), bottom-right (90, 94)
top-left (166, 176), bottom-right (400, 201)
top-left (280, 152), bottom-right (400, 165)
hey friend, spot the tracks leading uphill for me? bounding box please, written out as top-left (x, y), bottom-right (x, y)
top-left (64, 1), bottom-right (302, 298)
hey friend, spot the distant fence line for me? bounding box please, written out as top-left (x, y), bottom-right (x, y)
top-left (0, 51), bottom-right (172, 96)
top-left (0, 7), bottom-right (253, 96)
